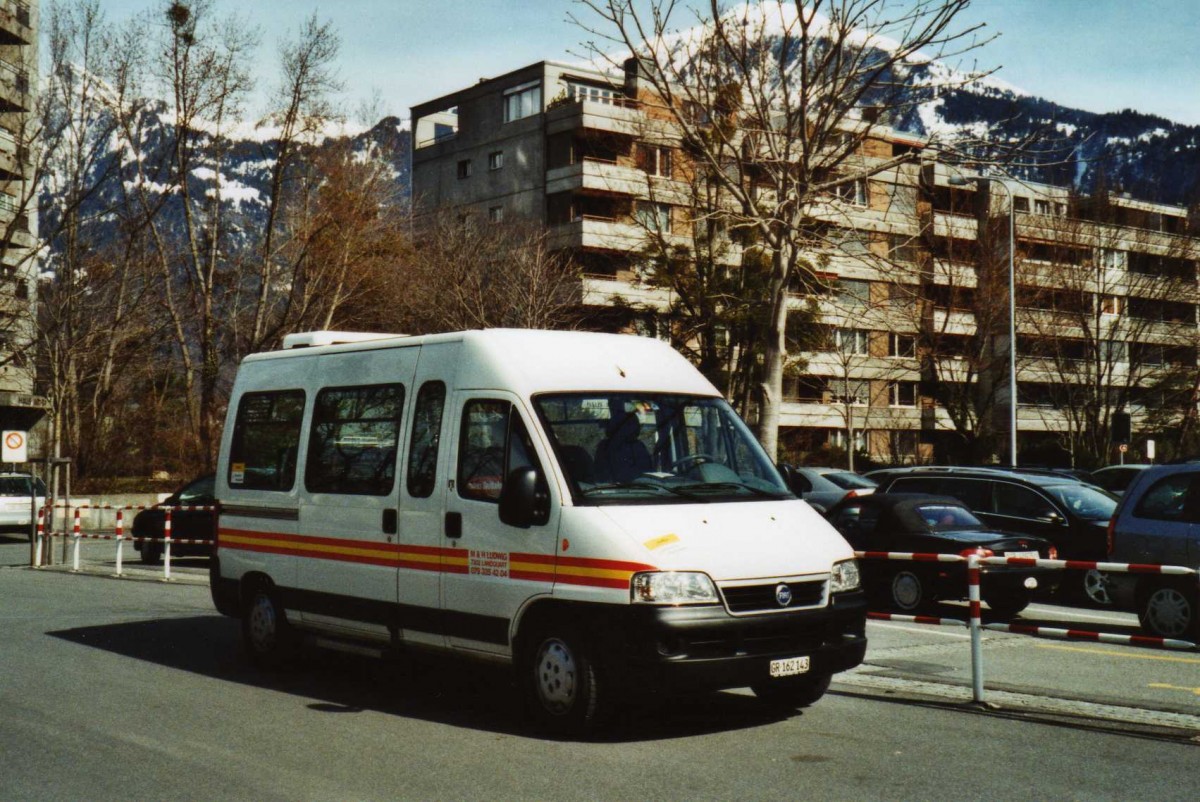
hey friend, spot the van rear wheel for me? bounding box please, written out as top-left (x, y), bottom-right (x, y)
top-left (522, 626), bottom-right (607, 736)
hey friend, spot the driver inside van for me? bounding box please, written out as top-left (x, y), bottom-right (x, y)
top-left (594, 412), bottom-right (652, 483)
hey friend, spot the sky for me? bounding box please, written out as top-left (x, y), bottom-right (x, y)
top-left (95, 0), bottom-right (1200, 126)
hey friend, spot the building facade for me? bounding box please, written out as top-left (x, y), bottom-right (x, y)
top-left (411, 59), bottom-right (1200, 467)
top-left (0, 0), bottom-right (45, 446)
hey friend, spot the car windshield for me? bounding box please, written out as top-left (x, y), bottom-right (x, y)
top-left (823, 472), bottom-right (877, 490)
top-left (534, 392), bottom-right (790, 504)
top-left (0, 475), bottom-right (45, 496)
top-left (1046, 484), bottom-right (1117, 520)
top-left (914, 504), bottom-right (983, 531)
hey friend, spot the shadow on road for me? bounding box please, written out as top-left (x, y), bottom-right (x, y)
top-left (49, 615), bottom-right (799, 741)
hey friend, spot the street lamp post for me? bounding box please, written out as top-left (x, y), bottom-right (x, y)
top-left (949, 174), bottom-right (1017, 466)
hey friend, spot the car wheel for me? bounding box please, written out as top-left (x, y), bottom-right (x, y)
top-left (242, 584), bottom-right (297, 668)
top-left (1083, 570), bottom-right (1112, 606)
top-left (140, 540), bottom-right (162, 565)
top-left (983, 592), bottom-right (1030, 619)
top-left (890, 569), bottom-right (928, 612)
top-left (751, 673), bottom-right (831, 710)
top-left (1138, 582), bottom-right (1198, 639)
top-left (522, 626), bottom-right (607, 736)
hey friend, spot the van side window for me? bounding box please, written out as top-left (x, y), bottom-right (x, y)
top-left (458, 400), bottom-right (543, 503)
top-left (1133, 474), bottom-right (1194, 521)
top-left (228, 390), bottom-right (306, 491)
top-left (306, 384), bottom-right (405, 496)
top-left (406, 381), bottom-right (446, 498)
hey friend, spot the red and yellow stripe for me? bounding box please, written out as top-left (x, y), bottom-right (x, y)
top-left (219, 528), bottom-right (655, 589)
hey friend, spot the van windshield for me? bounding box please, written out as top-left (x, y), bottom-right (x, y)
top-left (534, 393), bottom-right (791, 504)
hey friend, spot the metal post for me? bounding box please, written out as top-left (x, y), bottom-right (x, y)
top-left (71, 508), bottom-right (81, 572)
top-left (33, 506), bottom-right (43, 567)
top-left (968, 554), bottom-right (985, 702)
top-left (163, 508), bottom-right (172, 581)
top-left (114, 509), bottom-right (124, 578)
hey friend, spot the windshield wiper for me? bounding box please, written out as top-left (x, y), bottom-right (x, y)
top-left (676, 481), bottom-right (788, 498)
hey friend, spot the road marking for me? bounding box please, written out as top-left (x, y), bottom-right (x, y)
top-left (1036, 643), bottom-right (1200, 664)
top-left (1149, 683), bottom-right (1200, 696)
top-left (868, 621), bottom-right (971, 639)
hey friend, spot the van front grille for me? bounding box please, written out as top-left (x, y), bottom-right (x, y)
top-left (720, 579), bottom-right (826, 614)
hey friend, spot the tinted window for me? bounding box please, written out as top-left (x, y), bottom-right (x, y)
top-left (937, 478), bottom-right (992, 511)
top-left (306, 384), bottom-right (404, 496)
top-left (1046, 484), bottom-right (1116, 521)
top-left (993, 483), bottom-right (1058, 521)
top-left (889, 477), bottom-right (940, 495)
top-left (914, 504), bottom-right (982, 531)
top-left (1133, 474), bottom-right (1194, 522)
top-left (406, 382), bottom-right (446, 498)
top-left (177, 475), bottom-right (215, 504)
top-left (229, 391), bottom-right (306, 491)
top-left (0, 475), bottom-right (46, 496)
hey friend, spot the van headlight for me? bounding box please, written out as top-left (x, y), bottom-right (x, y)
top-left (631, 571), bottom-right (719, 604)
top-left (830, 559), bottom-right (861, 593)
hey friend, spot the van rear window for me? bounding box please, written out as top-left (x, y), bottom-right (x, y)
top-left (229, 391), bottom-right (306, 491)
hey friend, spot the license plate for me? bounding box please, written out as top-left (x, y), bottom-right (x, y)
top-left (769, 656), bottom-right (810, 678)
top-left (1004, 551), bottom-right (1039, 559)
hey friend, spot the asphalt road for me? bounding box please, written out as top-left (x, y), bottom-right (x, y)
top-left (1, 536), bottom-right (1197, 801)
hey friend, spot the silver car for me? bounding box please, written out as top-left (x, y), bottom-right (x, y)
top-left (0, 473), bottom-right (47, 539)
top-left (779, 465), bottom-right (876, 512)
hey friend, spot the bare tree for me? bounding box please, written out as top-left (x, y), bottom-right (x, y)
top-left (576, 0), bottom-right (991, 458)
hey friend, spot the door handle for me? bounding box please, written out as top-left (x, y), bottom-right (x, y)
top-left (382, 509), bottom-right (397, 535)
top-left (445, 511), bottom-right (463, 539)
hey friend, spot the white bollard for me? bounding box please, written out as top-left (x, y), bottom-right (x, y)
top-left (71, 509), bottom-right (81, 572)
top-left (968, 554), bottom-right (985, 703)
top-left (163, 508), bottom-right (172, 581)
top-left (114, 509), bottom-right (125, 578)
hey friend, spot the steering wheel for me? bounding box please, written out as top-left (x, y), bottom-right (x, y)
top-left (671, 453), bottom-right (717, 473)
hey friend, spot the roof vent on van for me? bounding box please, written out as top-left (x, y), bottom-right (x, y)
top-left (281, 331), bottom-right (407, 349)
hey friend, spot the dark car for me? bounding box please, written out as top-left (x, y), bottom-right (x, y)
top-left (871, 467), bottom-right (1118, 604)
top-left (133, 474), bottom-right (216, 564)
top-left (825, 494), bottom-right (1057, 617)
top-left (1090, 464), bottom-right (1152, 497)
top-left (777, 465), bottom-right (876, 512)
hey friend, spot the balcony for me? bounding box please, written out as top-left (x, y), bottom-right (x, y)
top-left (0, 57), bottom-right (28, 112)
top-left (0, 127), bottom-right (25, 181)
top-left (545, 96), bottom-right (644, 138)
top-left (580, 273), bottom-right (672, 311)
top-left (548, 215), bottom-right (651, 254)
top-left (546, 158), bottom-right (647, 198)
top-left (0, 2), bottom-right (31, 46)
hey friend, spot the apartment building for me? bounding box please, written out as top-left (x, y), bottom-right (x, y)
top-left (0, 0), bottom-right (47, 442)
top-left (411, 59), bottom-right (1200, 467)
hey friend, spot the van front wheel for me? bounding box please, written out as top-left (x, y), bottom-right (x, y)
top-left (522, 627), bottom-right (607, 736)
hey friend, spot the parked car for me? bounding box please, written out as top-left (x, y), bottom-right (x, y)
top-left (1090, 464), bottom-right (1152, 497)
top-left (825, 493), bottom-right (1057, 617)
top-left (133, 474), bottom-right (216, 564)
top-left (1106, 464), bottom-right (1200, 638)
top-left (778, 465), bottom-right (876, 512)
top-left (0, 472), bottom-right (47, 540)
top-left (871, 466), bottom-right (1118, 604)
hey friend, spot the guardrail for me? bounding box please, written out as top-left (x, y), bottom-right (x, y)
top-left (34, 504), bottom-right (216, 581)
top-left (857, 551), bottom-right (1199, 703)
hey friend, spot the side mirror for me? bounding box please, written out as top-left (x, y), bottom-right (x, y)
top-left (499, 467), bottom-right (548, 528)
top-left (1040, 510), bottom-right (1066, 525)
top-left (777, 463), bottom-right (799, 495)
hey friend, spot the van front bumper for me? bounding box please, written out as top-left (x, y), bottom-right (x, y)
top-left (603, 591), bottom-right (867, 692)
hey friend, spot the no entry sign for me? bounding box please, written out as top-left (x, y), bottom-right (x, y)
top-left (2, 430), bottom-right (27, 462)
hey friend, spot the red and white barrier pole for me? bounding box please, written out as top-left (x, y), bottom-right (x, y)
top-left (163, 508), bottom-right (172, 581)
top-left (986, 622), bottom-right (1197, 651)
top-left (33, 507), bottom-right (44, 567)
top-left (71, 509), bottom-right (82, 572)
top-left (114, 509), bottom-right (125, 577)
top-left (967, 553), bottom-right (984, 703)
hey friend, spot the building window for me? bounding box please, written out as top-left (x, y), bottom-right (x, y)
top-left (833, 177), bottom-right (868, 206)
top-left (836, 278), bottom-right (870, 307)
top-left (1099, 340), bottom-right (1128, 363)
top-left (889, 333), bottom-right (916, 358)
top-left (888, 233), bottom-right (921, 263)
top-left (889, 381), bottom-right (918, 407)
top-left (829, 428), bottom-right (868, 451)
top-left (1098, 248), bottom-right (1127, 270)
top-left (827, 379), bottom-right (869, 407)
top-left (635, 202), bottom-right (671, 234)
top-left (1012, 196), bottom-right (1030, 213)
top-left (833, 328), bottom-right (869, 355)
top-left (456, 159), bottom-right (472, 179)
top-left (566, 81), bottom-right (621, 105)
top-left (638, 144), bottom-right (672, 178)
top-left (503, 81), bottom-right (542, 123)
top-left (488, 150), bottom-right (503, 170)
top-left (1099, 295), bottom-right (1122, 316)
top-left (488, 206), bottom-right (504, 223)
